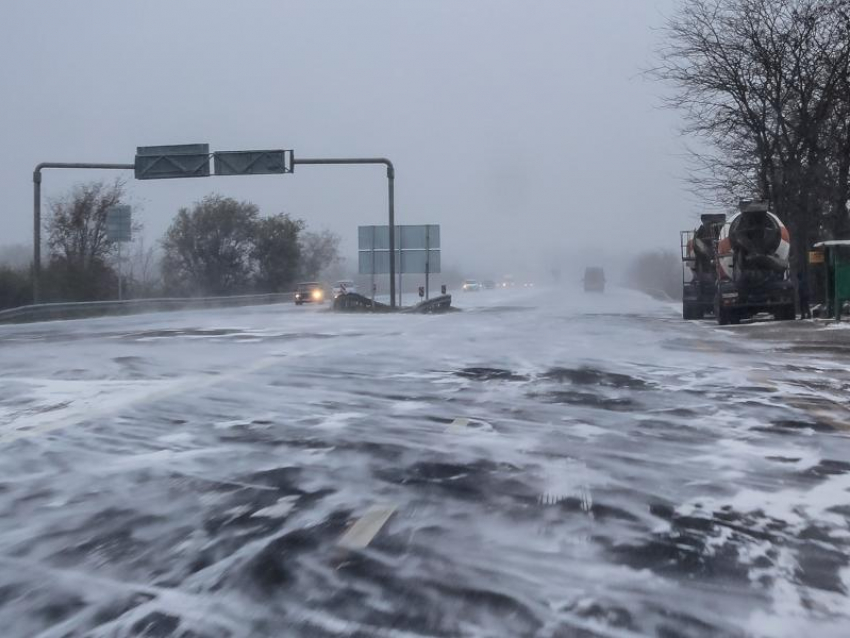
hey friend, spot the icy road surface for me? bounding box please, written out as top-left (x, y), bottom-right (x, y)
top-left (1, 287), bottom-right (849, 638)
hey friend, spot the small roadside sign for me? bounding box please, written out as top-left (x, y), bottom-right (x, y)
top-left (105, 205), bottom-right (132, 243)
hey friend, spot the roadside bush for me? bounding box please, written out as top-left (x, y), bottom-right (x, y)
top-left (0, 267), bottom-right (32, 311)
top-left (626, 251), bottom-right (682, 301)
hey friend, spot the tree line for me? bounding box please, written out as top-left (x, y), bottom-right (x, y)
top-left (0, 180), bottom-right (342, 310)
top-left (654, 0), bottom-right (850, 274)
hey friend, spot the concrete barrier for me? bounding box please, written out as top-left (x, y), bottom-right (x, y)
top-left (0, 292), bottom-right (294, 325)
top-left (403, 294), bottom-right (455, 314)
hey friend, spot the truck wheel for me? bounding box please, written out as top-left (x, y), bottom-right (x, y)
top-left (683, 302), bottom-right (700, 320)
top-left (775, 305), bottom-right (795, 321)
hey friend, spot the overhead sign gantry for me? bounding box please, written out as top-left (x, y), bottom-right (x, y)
top-left (32, 145), bottom-right (396, 306)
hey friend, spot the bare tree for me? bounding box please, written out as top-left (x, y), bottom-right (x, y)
top-left (44, 179), bottom-right (125, 300)
top-left (123, 236), bottom-right (162, 298)
top-left (654, 0), bottom-right (850, 273)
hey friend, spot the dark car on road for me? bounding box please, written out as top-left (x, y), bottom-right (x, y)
top-left (294, 282), bottom-right (325, 305)
top-left (583, 267), bottom-right (605, 293)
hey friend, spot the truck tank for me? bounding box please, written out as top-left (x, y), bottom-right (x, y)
top-left (681, 213), bottom-right (726, 319)
top-left (714, 200), bottom-right (795, 324)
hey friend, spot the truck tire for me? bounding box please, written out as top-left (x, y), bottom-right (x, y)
top-left (774, 304), bottom-right (795, 321)
top-left (683, 302), bottom-right (702, 320)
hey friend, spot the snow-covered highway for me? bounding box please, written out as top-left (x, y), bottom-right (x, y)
top-left (0, 287), bottom-right (848, 637)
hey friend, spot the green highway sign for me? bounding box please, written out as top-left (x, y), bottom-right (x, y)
top-left (135, 143), bottom-right (211, 180)
top-left (213, 149), bottom-right (293, 176)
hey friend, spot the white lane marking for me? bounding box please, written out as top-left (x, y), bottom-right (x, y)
top-left (338, 505), bottom-right (396, 550)
top-left (445, 417), bottom-right (469, 433)
top-left (251, 495), bottom-right (300, 518)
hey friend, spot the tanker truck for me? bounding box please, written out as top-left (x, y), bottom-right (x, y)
top-left (681, 213), bottom-right (726, 319)
top-left (714, 200), bottom-right (795, 325)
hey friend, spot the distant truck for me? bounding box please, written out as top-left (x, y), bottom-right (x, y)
top-left (583, 267), bottom-right (605, 293)
top-left (714, 200), bottom-right (795, 325)
top-left (681, 213), bottom-right (726, 319)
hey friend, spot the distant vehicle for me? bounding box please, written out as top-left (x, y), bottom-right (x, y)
top-left (583, 267), bottom-right (605, 293)
top-left (332, 280), bottom-right (357, 298)
top-left (482, 280), bottom-right (496, 290)
top-left (501, 275), bottom-right (516, 288)
top-left (294, 282), bottom-right (325, 305)
top-left (462, 279), bottom-right (482, 292)
top-left (523, 282), bottom-right (535, 288)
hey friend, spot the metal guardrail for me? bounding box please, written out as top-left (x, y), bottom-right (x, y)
top-left (0, 292), bottom-right (294, 325)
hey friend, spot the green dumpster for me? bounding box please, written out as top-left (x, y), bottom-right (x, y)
top-left (813, 241), bottom-right (850, 320)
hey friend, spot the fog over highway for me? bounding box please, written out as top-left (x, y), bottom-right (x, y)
top-left (1, 287), bottom-right (848, 637)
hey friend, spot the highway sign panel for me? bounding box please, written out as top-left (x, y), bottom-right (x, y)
top-left (135, 143), bottom-right (210, 180)
top-left (105, 205), bottom-right (132, 243)
top-left (358, 249), bottom-right (441, 275)
top-left (358, 224), bottom-right (440, 275)
top-left (213, 150), bottom-right (293, 176)
top-left (358, 224), bottom-right (440, 251)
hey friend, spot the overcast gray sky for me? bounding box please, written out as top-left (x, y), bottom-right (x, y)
top-left (0, 0), bottom-right (697, 279)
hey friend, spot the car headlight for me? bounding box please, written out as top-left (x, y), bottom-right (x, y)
top-left (312, 290), bottom-right (323, 300)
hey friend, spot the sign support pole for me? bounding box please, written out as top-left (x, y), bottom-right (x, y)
top-left (425, 226), bottom-right (430, 300)
top-left (398, 229), bottom-right (403, 307)
top-left (292, 157), bottom-right (396, 308)
top-left (117, 240), bottom-right (123, 301)
top-left (370, 227), bottom-right (376, 305)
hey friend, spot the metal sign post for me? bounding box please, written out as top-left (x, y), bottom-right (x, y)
top-left (106, 205), bottom-right (132, 301)
top-left (118, 241), bottom-right (123, 301)
top-left (370, 226), bottom-right (376, 304)
top-left (425, 225), bottom-right (431, 300)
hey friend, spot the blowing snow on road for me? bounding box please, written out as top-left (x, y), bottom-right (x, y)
top-left (1, 288), bottom-right (849, 637)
